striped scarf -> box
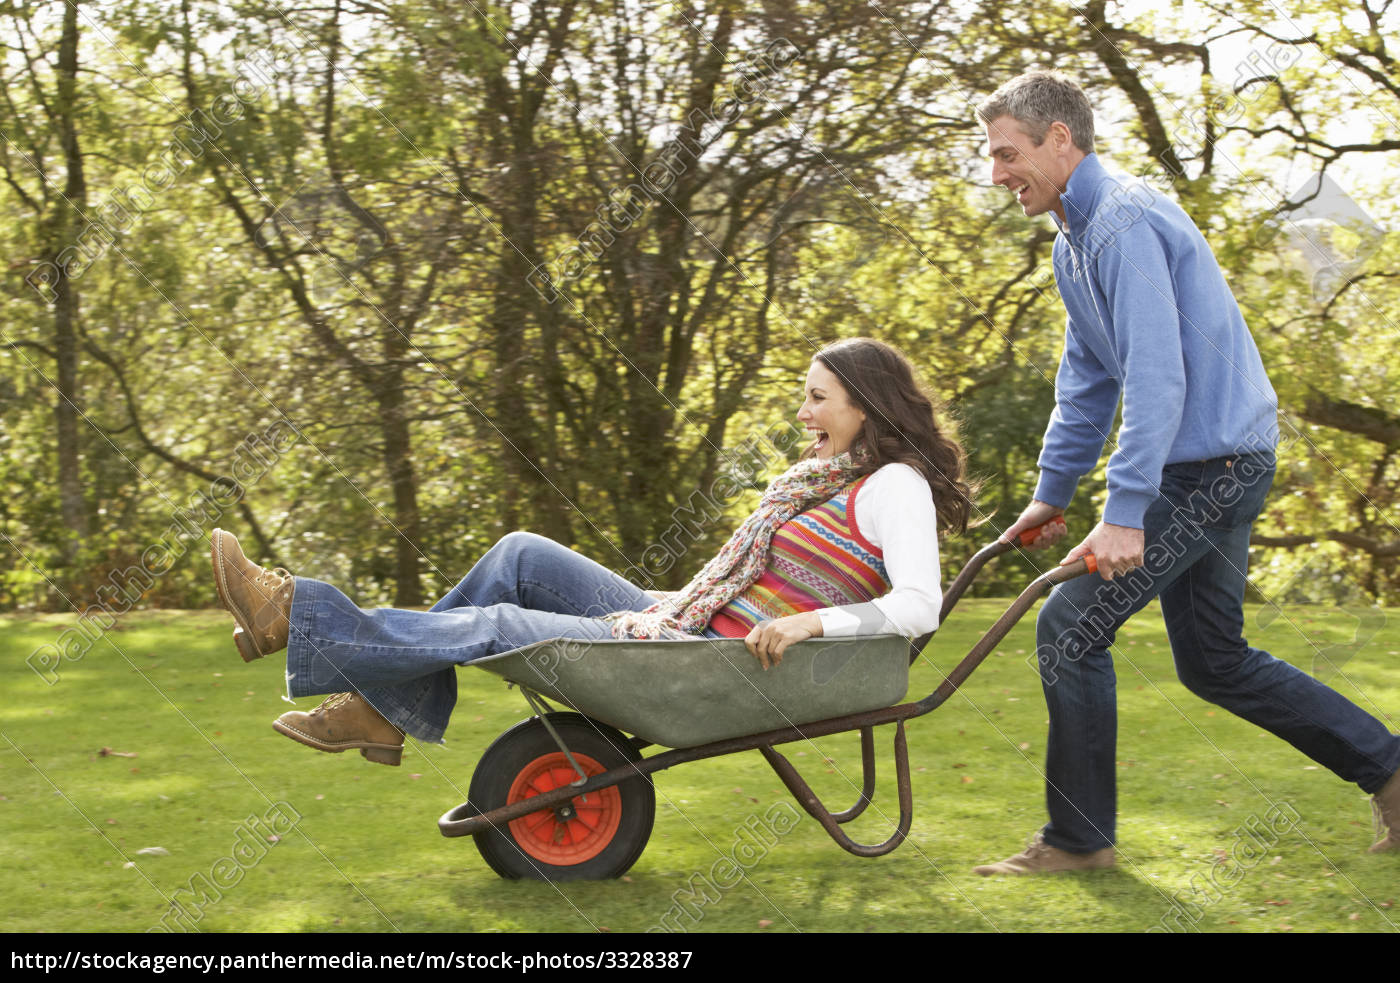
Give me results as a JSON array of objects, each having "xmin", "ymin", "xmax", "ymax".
[{"xmin": 606, "ymin": 451, "xmax": 866, "ymax": 639}]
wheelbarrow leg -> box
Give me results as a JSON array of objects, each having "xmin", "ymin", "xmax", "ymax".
[
  {"xmin": 759, "ymin": 720, "xmax": 913, "ymax": 858},
  {"xmin": 827, "ymin": 726, "xmax": 877, "ymax": 824}
]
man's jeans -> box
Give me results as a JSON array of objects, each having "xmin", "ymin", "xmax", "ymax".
[
  {"xmin": 1035, "ymin": 452, "xmax": 1400, "ymax": 853},
  {"xmin": 283, "ymin": 532, "xmax": 678, "ymax": 743}
]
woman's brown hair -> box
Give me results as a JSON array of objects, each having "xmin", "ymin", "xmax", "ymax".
[{"xmin": 806, "ymin": 337, "xmax": 979, "ymax": 535}]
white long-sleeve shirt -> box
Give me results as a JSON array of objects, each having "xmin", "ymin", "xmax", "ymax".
[{"xmin": 814, "ymin": 462, "xmax": 942, "ymax": 638}]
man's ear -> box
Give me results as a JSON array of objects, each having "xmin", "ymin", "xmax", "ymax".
[{"xmin": 1048, "ymin": 120, "xmax": 1074, "ymax": 153}]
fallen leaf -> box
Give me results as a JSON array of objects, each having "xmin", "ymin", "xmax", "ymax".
[
  {"xmin": 960, "ymin": 775, "xmax": 973, "ymax": 784},
  {"xmin": 758, "ymin": 919, "xmax": 773, "ymax": 928},
  {"xmin": 621, "ymin": 876, "xmax": 633, "ymax": 883},
  {"xmin": 1349, "ymin": 913, "xmax": 1361, "ymax": 920},
  {"xmin": 98, "ymin": 748, "xmax": 138, "ymax": 758},
  {"xmin": 409, "ymin": 773, "xmax": 422, "ymax": 779},
  {"xmin": 265, "ymin": 835, "xmax": 280, "ymax": 843},
  {"xmin": 1263, "ymin": 899, "xmax": 1290, "ymax": 906},
  {"xmin": 1212, "ymin": 849, "xmax": 1228, "ymax": 862},
  {"xmin": 136, "ymin": 847, "xmax": 170, "ymax": 856},
  {"xmin": 1018, "ymin": 742, "xmax": 1031, "ymax": 751}
]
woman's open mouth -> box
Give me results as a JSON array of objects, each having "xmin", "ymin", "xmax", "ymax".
[{"xmin": 809, "ymin": 429, "xmax": 829, "ymax": 452}]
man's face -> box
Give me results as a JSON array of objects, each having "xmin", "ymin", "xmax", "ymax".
[{"xmin": 984, "ymin": 115, "xmax": 1072, "ymax": 221}]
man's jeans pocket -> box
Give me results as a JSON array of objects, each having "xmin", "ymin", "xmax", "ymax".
[{"xmin": 1160, "ymin": 453, "xmax": 1275, "ymax": 532}]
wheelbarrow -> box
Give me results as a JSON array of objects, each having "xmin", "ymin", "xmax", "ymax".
[{"xmin": 438, "ymin": 522, "xmax": 1096, "ymax": 880}]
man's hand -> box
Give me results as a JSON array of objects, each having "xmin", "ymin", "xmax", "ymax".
[
  {"xmin": 745, "ymin": 612, "xmax": 823, "ymax": 670},
  {"xmin": 1064, "ymin": 521, "xmax": 1143, "ymax": 580},
  {"xmin": 1001, "ymin": 500, "xmax": 1068, "ymax": 549}
]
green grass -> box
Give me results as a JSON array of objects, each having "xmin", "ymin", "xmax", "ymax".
[{"xmin": 1, "ymin": 601, "xmax": 1396, "ymax": 933}]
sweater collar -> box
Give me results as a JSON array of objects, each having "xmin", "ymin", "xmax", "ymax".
[{"xmin": 1053, "ymin": 153, "xmax": 1110, "ymax": 241}]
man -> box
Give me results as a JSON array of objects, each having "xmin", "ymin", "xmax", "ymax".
[{"xmin": 975, "ymin": 71, "xmax": 1400, "ymax": 875}]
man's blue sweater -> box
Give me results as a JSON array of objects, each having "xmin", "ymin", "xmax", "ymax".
[{"xmin": 1034, "ymin": 154, "xmax": 1279, "ymax": 528}]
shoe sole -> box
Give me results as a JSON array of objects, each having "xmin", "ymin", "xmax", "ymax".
[
  {"xmin": 272, "ymin": 718, "xmax": 404, "ymax": 766},
  {"xmin": 211, "ymin": 530, "xmax": 265, "ymax": 663}
]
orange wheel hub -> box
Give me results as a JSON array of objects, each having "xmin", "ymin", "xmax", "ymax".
[{"xmin": 506, "ymin": 752, "xmax": 623, "ymax": 865}]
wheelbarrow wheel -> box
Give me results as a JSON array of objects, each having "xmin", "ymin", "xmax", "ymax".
[{"xmin": 468, "ymin": 713, "xmax": 654, "ymax": 881}]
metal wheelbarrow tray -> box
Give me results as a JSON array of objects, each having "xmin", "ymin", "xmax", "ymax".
[
  {"xmin": 439, "ymin": 524, "xmax": 1096, "ymax": 880},
  {"xmin": 472, "ymin": 633, "xmax": 913, "ymax": 748}
]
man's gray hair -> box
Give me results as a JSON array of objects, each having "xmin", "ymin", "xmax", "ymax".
[{"xmin": 976, "ymin": 71, "xmax": 1096, "ymax": 154}]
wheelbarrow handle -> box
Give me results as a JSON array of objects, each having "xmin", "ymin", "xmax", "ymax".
[
  {"xmin": 936, "ymin": 517, "xmax": 1074, "ymax": 626},
  {"xmin": 1014, "ymin": 516, "xmax": 1067, "ymax": 548},
  {"xmin": 915, "ymin": 552, "xmax": 1098, "ymax": 710}
]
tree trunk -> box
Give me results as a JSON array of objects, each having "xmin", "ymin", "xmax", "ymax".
[
  {"xmin": 377, "ymin": 377, "xmax": 424, "ymax": 607},
  {"xmin": 51, "ymin": 0, "xmax": 88, "ymax": 567}
]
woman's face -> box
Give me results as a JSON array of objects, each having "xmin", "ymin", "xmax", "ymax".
[{"xmin": 798, "ymin": 360, "xmax": 866, "ymax": 459}]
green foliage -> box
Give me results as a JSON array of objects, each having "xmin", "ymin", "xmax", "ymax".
[{"xmin": 0, "ymin": 0, "xmax": 1396, "ymax": 610}]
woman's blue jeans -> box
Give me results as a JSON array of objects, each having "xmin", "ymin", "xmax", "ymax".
[
  {"xmin": 283, "ymin": 532, "xmax": 668, "ymax": 742},
  {"xmin": 1035, "ymin": 453, "xmax": 1400, "ymax": 853}
]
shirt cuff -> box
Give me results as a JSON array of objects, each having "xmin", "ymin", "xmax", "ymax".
[
  {"xmin": 1103, "ymin": 490, "xmax": 1154, "ymax": 530},
  {"xmin": 817, "ymin": 603, "xmax": 888, "ymax": 638},
  {"xmin": 1034, "ymin": 468, "xmax": 1079, "ymax": 510}
]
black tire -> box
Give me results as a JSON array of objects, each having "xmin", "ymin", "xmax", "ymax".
[{"xmin": 469, "ymin": 713, "xmax": 655, "ymax": 881}]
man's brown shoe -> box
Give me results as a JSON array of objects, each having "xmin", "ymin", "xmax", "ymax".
[
  {"xmin": 272, "ymin": 692, "xmax": 405, "ymax": 766},
  {"xmin": 973, "ymin": 832, "xmax": 1115, "ymax": 876},
  {"xmin": 1370, "ymin": 768, "xmax": 1400, "ymax": 853},
  {"xmin": 211, "ymin": 528, "xmax": 293, "ymax": 661}
]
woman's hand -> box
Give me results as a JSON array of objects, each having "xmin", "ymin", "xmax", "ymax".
[{"xmin": 745, "ymin": 612, "xmax": 823, "ymax": 670}]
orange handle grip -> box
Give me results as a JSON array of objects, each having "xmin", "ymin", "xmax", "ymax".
[{"xmin": 1018, "ymin": 516, "xmax": 1066, "ymax": 546}]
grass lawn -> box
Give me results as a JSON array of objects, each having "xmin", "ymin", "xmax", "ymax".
[{"xmin": 1, "ymin": 600, "xmax": 1396, "ymax": 934}]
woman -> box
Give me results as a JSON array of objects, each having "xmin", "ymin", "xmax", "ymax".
[{"xmin": 211, "ymin": 338, "xmax": 977, "ymax": 766}]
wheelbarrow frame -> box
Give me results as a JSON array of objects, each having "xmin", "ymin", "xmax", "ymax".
[{"xmin": 439, "ymin": 528, "xmax": 1095, "ymax": 862}]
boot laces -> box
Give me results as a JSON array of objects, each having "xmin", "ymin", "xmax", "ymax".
[
  {"xmin": 313, "ymin": 692, "xmax": 354, "ymax": 714},
  {"xmin": 1020, "ymin": 832, "xmax": 1052, "ymax": 861},
  {"xmin": 253, "ymin": 567, "xmax": 289, "ymax": 591}
]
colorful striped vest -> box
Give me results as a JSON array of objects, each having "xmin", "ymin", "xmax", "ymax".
[{"xmin": 708, "ymin": 475, "xmax": 889, "ymax": 638}]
